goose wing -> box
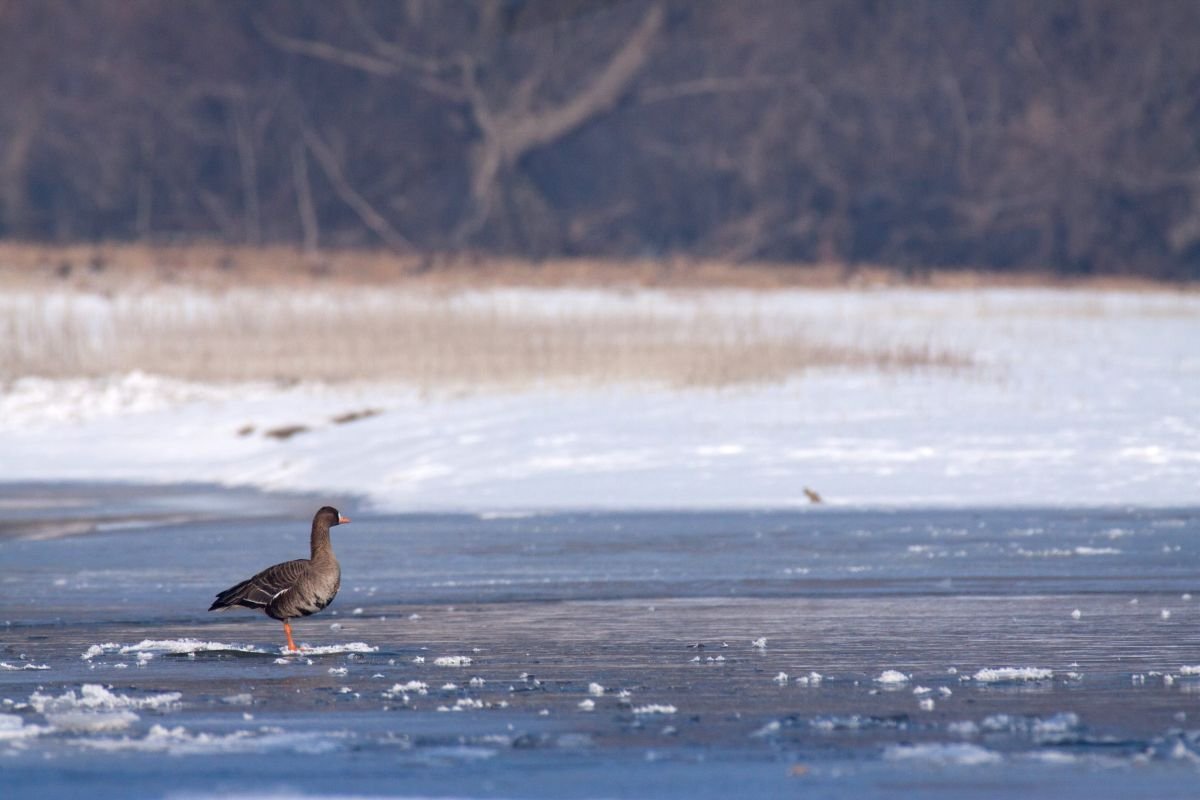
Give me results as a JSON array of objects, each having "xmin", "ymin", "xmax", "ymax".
[{"xmin": 209, "ymin": 559, "xmax": 309, "ymax": 611}]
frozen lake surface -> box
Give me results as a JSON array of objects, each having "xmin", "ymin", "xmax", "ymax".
[{"xmin": 2, "ymin": 485, "xmax": 1200, "ymax": 799}]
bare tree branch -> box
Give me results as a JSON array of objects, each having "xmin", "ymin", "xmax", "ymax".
[
  {"xmin": 301, "ymin": 125, "xmax": 411, "ymax": 251},
  {"xmin": 258, "ymin": 14, "xmax": 466, "ymax": 101},
  {"xmin": 291, "ymin": 141, "xmax": 320, "ymax": 255},
  {"xmin": 637, "ymin": 73, "xmax": 818, "ymax": 105},
  {"xmin": 257, "ymin": 19, "xmax": 403, "ymax": 77},
  {"xmin": 457, "ymin": 4, "xmax": 664, "ymax": 243},
  {"xmin": 498, "ymin": 4, "xmax": 665, "ymax": 156},
  {"xmin": 346, "ymin": 0, "xmax": 453, "ymax": 74},
  {"xmin": 230, "ymin": 102, "xmax": 261, "ymax": 244}
]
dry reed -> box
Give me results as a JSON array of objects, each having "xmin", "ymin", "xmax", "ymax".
[
  {"xmin": 0, "ymin": 287, "xmax": 968, "ymax": 389},
  {"xmin": 0, "ymin": 241, "xmax": 1190, "ymax": 292}
]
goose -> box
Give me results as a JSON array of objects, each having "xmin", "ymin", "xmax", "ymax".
[{"xmin": 209, "ymin": 506, "xmax": 349, "ymax": 652}]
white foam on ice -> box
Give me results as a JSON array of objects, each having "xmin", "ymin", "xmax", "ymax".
[
  {"xmin": 876, "ymin": 670, "xmax": 911, "ymax": 684},
  {"xmin": 85, "ymin": 639, "xmax": 305, "ymax": 661},
  {"xmin": 29, "ymin": 684, "xmax": 181, "ymax": 713},
  {"xmin": 751, "ymin": 720, "xmax": 782, "ymax": 738},
  {"xmin": 44, "ymin": 709, "xmax": 140, "ymax": 733},
  {"xmin": 1031, "ymin": 712, "xmax": 1080, "ymax": 742},
  {"xmin": 795, "ymin": 671, "xmax": 823, "ymax": 686},
  {"xmin": 77, "ymin": 723, "xmax": 347, "ymax": 755},
  {"xmin": 82, "ymin": 643, "xmax": 121, "ymax": 661},
  {"xmin": 1023, "ymin": 750, "xmax": 1080, "ymax": 765},
  {"xmin": 108, "ymin": 639, "xmax": 271, "ymax": 658},
  {"xmin": 0, "ymin": 713, "xmax": 49, "ymax": 741},
  {"xmin": 1073, "ymin": 546, "xmax": 1121, "ymax": 555},
  {"xmin": 285, "ymin": 643, "xmax": 379, "ymax": 656},
  {"xmin": 1016, "ymin": 547, "xmax": 1123, "ymax": 558},
  {"xmin": 385, "ymin": 681, "xmax": 428, "ymax": 697},
  {"xmin": 973, "ymin": 667, "xmax": 1054, "ymax": 683},
  {"xmin": 884, "ymin": 743, "xmax": 1003, "ymax": 766},
  {"xmin": 433, "ymin": 656, "xmax": 473, "ymax": 667},
  {"xmin": 948, "ymin": 720, "xmax": 980, "ymax": 736}
]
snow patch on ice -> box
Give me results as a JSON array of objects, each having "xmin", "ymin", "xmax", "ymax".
[
  {"xmin": 45, "ymin": 709, "xmax": 140, "ymax": 733},
  {"xmin": 386, "ymin": 681, "xmax": 428, "ymax": 696},
  {"xmin": 29, "ymin": 684, "xmax": 181, "ymax": 713},
  {"xmin": 82, "ymin": 643, "xmax": 120, "ymax": 661},
  {"xmin": 1024, "ymin": 750, "xmax": 1080, "ymax": 765},
  {"xmin": 884, "ymin": 743, "xmax": 1003, "ymax": 766},
  {"xmin": 433, "ymin": 656, "xmax": 473, "ymax": 667},
  {"xmin": 1031, "ymin": 712, "xmax": 1081, "ymax": 742},
  {"xmin": 0, "ymin": 713, "xmax": 49, "ymax": 741},
  {"xmin": 948, "ymin": 720, "xmax": 980, "ymax": 736},
  {"xmin": 876, "ymin": 670, "xmax": 910, "ymax": 685},
  {"xmin": 973, "ymin": 667, "xmax": 1053, "ymax": 683},
  {"xmin": 84, "ymin": 639, "xmax": 271, "ymax": 660},
  {"xmin": 77, "ymin": 723, "xmax": 346, "ymax": 755},
  {"xmin": 287, "ymin": 643, "xmax": 378, "ymax": 656},
  {"xmin": 1017, "ymin": 547, "xmax": 1121, "ymax": 557}
]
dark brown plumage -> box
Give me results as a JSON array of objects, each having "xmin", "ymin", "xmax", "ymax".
[{"xmin": 209, "ymin": 506, "xmax": 349, "ymax": 651}]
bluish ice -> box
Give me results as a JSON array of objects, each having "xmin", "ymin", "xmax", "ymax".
[{"xmin": 2, "ymin": 484, "xmax": 1199, "ymax": 799}]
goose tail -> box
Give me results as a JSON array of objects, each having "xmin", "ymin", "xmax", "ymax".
[{"xmin": 209, "ymin": 578, "xmax": 261, "ymax": 611}]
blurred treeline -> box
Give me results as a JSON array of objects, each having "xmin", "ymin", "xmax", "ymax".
[{"xmin": 2, "ymin": 0, "xmax": 1199, "ymax": 278}]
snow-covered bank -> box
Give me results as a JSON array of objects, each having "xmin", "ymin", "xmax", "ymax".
[{"xmin": 1, "ymin": 288, "xmax": 1196, "ymax": 510}]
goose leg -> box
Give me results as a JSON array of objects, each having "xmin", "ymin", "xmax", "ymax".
[{"xmin": 282, "ymin": 619, "xmax": 298, "ymax": 652}]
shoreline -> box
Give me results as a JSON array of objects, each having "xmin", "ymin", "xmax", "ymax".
[
  {"xmin": 0, "ymin": 480, "xmax": 335, "ymax": 542},
  {"xmin": 0, "ymin": 241, "xmax": 1193, "ymax": 293},
  {"xmin": 1, "ymin": 479, "xmax": 1196, "ymax": 539}
]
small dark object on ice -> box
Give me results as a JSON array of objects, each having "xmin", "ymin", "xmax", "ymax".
[{"xmin": 264, "ymin": 424, "xmax": 309, "ymax": 440}]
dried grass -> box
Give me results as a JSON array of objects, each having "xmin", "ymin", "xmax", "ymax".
[
  {"xmin": 0, "ymin": 286, "xmax": 968, "ymax": 388},
  {"xmin": 8, "ymin": 242, "xmax": 1192, "ymax": 389},
  {"xmin": 0, "ymin": 241, "xmax": 1191, "ymax": 292}
]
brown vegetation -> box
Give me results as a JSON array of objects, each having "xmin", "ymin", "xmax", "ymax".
[
  {"xmin": 0, "ymin": 242, "xmax": 1186, "ymax": 294},
  {"xmin": 0, "ymin": 280, "xmax": 970, "ymax": 388}
]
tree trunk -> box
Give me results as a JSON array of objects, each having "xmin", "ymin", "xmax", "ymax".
[{"xmin": 0, "ymin": 101, "xmax": 42, "ymax": 236}]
